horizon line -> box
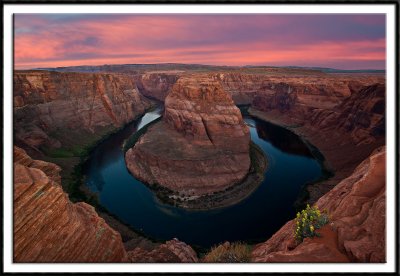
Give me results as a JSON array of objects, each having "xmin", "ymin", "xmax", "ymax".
[{"xmin": 14, "ymin": 62, "xmax": 386, "ymax": 72}]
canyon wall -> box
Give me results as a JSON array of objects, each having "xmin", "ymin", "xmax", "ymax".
[
  {"xmin": 252, "ymin": 146, "xmax": 386, "ymax": 262},
  {"xmin": 13, "ymin": 67, "xmax": 386, "ymax": 263},
  {"xmin": 14, "ymin": 71, "xmax": 152, "ymax": 155},
  {"xmin": 216, "ymin": 72, "xmax": 383, "ymax": 106},
  {"xmin": 134, "ymin": 72, "xmax": 180, "ymax": 101},
  {"xmin": 14, "ymin": 146, "xmax": 128, "ymax": 262},
  {"xmin": 13, "ymin": 146, "xmax": 198, "ymax": 262},
  {"xmin": 250, "ymin": 82, "xmax": 385, "ymax": 203},
  {"xmin": 126, "ymin": 75, "xmax": 251, "ymax": 196}
]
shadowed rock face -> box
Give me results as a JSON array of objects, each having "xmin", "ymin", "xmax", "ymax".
[
  {"xmin": 249, "ymin": 82, "xmax": 385, "ymax": 204},
  {"xmin": 13, "ymin": 146, "xmax": 198, "ymax": 263},
  {"xmin": 126, "ymin": 75, "xmax": 250, "ymax": 196},
  {"xmin": 251, "ymin": 146, "xmax": 386, "ymax": 263},
  {"xmin": 13, "ymin": 146, "xmax": 129, "ymax": 262},
  {"xmin": 216, "ymin": 72, "xmax": 384, "ymax": 106},
  {"xmin": 308, "ymin": 83, "xmax": 386, "ymax": 144},
  {"xmin": 251, "ymin": 81, "xmax": 385, "ymax": 145},
  {"xmin": 14, "ymin": 71, "xmax": 151, "ymax": 153},
  {"xmin": 135, "ymin": 72, "xmax": 180, "ymax": 101}
]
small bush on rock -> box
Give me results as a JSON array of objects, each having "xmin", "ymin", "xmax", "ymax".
[
  {"xmin": 203, "ymin": 242, "xmax": 252, "ymax": 263},
  {"xmin": 294, "ymin": 204, "xmax": 329, "ymax": 242}
]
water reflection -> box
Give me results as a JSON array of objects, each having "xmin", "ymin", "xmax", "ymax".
[
  {"xmin": 254, "ymin": 120, "xmax": 313, "ymax": 158},
  {"xmin": 83, "ymin": 108, "xmax": 323, "ymax": 248}
]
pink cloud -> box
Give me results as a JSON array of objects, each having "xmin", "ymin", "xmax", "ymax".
[{"xmin": 13, "ymin": 14, "xmax": 386, "ymax": 70}]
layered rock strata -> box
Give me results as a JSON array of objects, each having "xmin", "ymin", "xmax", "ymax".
[
  {"xmin": 14, "ymin": 146, "xmax": 129, "ymax": 262},
  {"xmin": 13, "ymin": 146, "xmax": 198, "ymax": 263},
  {"xmin": 14, "ymin": 71, "xmax": 151, "ymax": 154},
  {"xmin": 216, "ymin": 72, "xmax": 384, "ymax": 106},
  {"xmin": 134, "ymin": 72, "xmax": 180, "ymax": 101},
  {"xmin": 250, "ymin": 83, "xmax": 385, "ymax": 203},
  {"xmin": 128, "ymin": 239, "xmax": 198, "ymax": 263},
  {"xmin": 126, "ymin": 75, "xmax": 251, "ymax": 196},
  {"xmin": 252, "ymin": 146, "xmax": 386, "ymax": 262}
]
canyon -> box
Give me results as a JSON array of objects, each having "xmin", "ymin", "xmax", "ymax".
[
  {"xmin": 125, "ymin": 75, "xmax": 252, "ymax": 198},
  {"xmin": 252, "ymin": 146, "xmax": 386, "ymax": 262},
  {"xmin": 13, "ymin": 144, "xmax": 386, "ymax": 262},
  {"xmin": 13, "ymin": 146, "xmax": 198, "ymax": 263},
  {"xmin": 14, "ymin": 70, "xmax": 152, "ymax": 158},
  {"xmin": 12, "ymin": 65, "xmax": 386, "ymax": 262}
]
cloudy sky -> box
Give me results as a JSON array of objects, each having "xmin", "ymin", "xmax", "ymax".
[{"xmin": 14, "ymin": 14, "xmax": 386, "ymax": 70}]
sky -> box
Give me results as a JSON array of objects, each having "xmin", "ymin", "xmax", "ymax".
[{"xmin": 14, "ymin": 14, "xmax": 386, "ymax": 70}]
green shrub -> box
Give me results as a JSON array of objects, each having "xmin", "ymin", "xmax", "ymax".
[
  {"xmin": 203, "ymin": 242, "xmax": 252, "ymax": 263},
  {"xmin": 294, "ymin": 204, "xmax": 329, "ymax": 242}
]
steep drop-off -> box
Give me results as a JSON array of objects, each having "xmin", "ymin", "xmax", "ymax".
[
  {"xmin": 13, "ymin": 146, "xmax": 198, "ymax": 263},
  {"xmin": 126, "ymin": 75, "xmax": 251, "ymax": 197},
  {"xmin": 14, "ymin": 71, "xmax": 152, "ymax": 155},
  {"xmin": 13, "ymin": 66, "xmax": 386, "ymax": 263},
  {"xmin": 134, "ymin": 72, "xmax": 180, "ymax": 101},
  {"xmin": 250, "ymin": 83, "xmax": 385, "ymax": 203},
  {"xmin": 216, "ymin": 72, "xmax": 383, "ymax": 106},
  {"xmin": 14, "ymin": 146, "xmax": 128, "ymax": 262},
  {"xmin": 252, "ymin": 146, "xmax": 386, "ymax": 262}
]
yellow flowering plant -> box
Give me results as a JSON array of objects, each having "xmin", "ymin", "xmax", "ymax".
[{"xmin": 294, "ymin": 204, "xmax": 329, "ymax": 242}]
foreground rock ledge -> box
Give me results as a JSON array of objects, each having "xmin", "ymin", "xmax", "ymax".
[
  {"xmin": 251, "ymin": 146, "xmax": 386, "ymax": 263},
  {"xmin": 13, "ymin": 146, "xmax": 198, "ymax": 263},
  {"xmin": 125, "ymin": 75, "xmax": 251, "ymax": 197}
]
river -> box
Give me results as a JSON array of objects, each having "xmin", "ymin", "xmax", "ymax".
[{"xmin": 83, "ymin": 106, "xmax": 323, "ymax": 249}]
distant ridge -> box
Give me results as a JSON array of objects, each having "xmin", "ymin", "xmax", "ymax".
[
  {"xmin": 29, "ymin": 63, "xmax": 385, "ymax": 74},
  {"xmin": 282, "ymin": 66, "xmax": 385, "ymax": 74}
]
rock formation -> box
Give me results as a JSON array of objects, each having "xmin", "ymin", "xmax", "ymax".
[
  {"xmin": 135, "ymin": 72, "xmax": 180, "ymax": 101},
  {"xmin": 125, "ymin": 75, "xmax": 251, "ymax": 196},
  {"xmin": 308, "ymin": 83, "xmax": 385, "ymax": 144},
  {"xmin": 216, "ymin": 72, "xmax": 383, "ymax": 106},
  {"xmin": 13, "ymin": 146, "xmax": 198, "ymax": 262},
  {"xmin": 252, "ymin": 146, "xmax": 386, "ymax": 262},
  {"xmin": 12, "ymin": 65, "xmax": 386, "ymax": 263},
  {"xmin": 128, "ymin": 238, "xmax": 198, "ymax": 263},
  {"xmin": 250, "ymin": 82, "xmax": 385, "ymax": 203},
  {"xmin": 14, "ymin": 146, "xmax": 129, "ymax": 262},
  {"xmin": 14, "ymin": 71, "xmax": 151, "ymax": 154}
]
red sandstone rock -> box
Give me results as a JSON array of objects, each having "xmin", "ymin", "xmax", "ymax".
[
  {"xmin": 128, "ymin": 238, "xmax": 198, "ymax": 263},
  {"xmin": 13, "ymin": 146, "xmax": 129, "ymax": 262},
  {"xmin": 217, "ymin": 72, "xmax": 384, "ymax": 106},
  {"xmin": 13, "ymin": 146, "xmax": 199, "ymax": 263},
  {"xmin": 251, "ymin": 147, "xmax": 386, "ymax": 262},
  {"xmin": 126, "ymin": 75, "xmax": 250, "ymax": 196},
  {"xmin": 164, "ymin": 75, "xmax": 249, "ymax": 150},
  {"xmin": 249, "ymin": 82, "xmax": 385, "ymax": 204},
  {"xmin": 135, "ymin": 72, "xmax": 179, "ymax": 101},
  {"xmin": 14, "ymin": 71, "xmax": 151, "ymax": 153}
]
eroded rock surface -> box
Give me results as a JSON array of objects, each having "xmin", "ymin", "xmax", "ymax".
[
  {"xmin": 13, "ymin": 146, "xmax": 198, "ymax": 263},
  {"xmin": 14, "ymin": 146, "xmax": 128, "ymax": 262},
  {"xmin": 126, "ymin": 75, "xmax": 250, "ymax": 196},
  {"xmin": 135, "ymin": 72, "xmax": 180, "ymax": 101},
  {"xmin": 250, "ymin": 82, "xmax": 385, "ymax": 203},
  {"xmin": 128, "ymin": 238, "xmax": 198, "ymax": 263},
  {"xmin": 217, "ymin": 72, "xmax": 383, "ymax": 106},
  {"xmin": 14, "ymin": 71, "xmax": 151, "ymax": 154},
  {"xmin": 251, "ymin": 147, "xmax": 386, "ymax": 262}
]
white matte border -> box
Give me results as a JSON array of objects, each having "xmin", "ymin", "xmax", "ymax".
[{"xmin": 3, "ymin": 3, "xmax": 397, "ymax": 273}]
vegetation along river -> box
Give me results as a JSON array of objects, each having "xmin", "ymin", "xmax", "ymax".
[{"xmin": 83, "ymin": 106, "xmax": 323, "ymax": 249}]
